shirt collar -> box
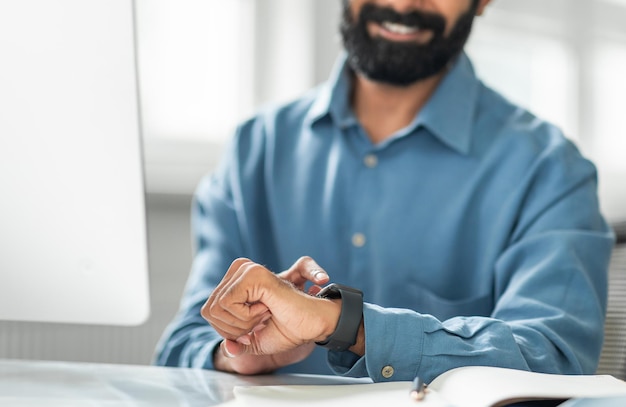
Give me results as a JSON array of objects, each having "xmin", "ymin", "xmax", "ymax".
[
  {"xmin": 415, "ymin": 52, "xmax": 479, "ymax": 155},
  {"xmin": 306, "ymin": 52, "xmax": 356, "ymax": 128},
  {"xmin": 306, "ymin": 51, "xmax": 480, "ymax": 155}
]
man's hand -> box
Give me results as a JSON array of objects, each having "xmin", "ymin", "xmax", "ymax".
[{"xmin": 204, "ymin": 257, "xmax": 339, "ymax": 374}]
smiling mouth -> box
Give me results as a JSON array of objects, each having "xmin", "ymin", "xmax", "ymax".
[
  {"xmin": 381, "ymin": 21, "xmax": 420, "ymax": 35},
  {"xmin": 373, "ymin": 20, "xmax": 435, "ymax": 43}
]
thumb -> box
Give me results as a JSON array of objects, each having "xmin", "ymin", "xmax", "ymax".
[
  {"xmin": 278, "ymin": 256, "xmax": 330, "ymax": 289},
  {"xmin": 222, "ymin": 338, "xmax": 246, "ymax": 358},
  {"xmin": 300, "ymin": 257, "xmax": 330, "ymax": 284}
]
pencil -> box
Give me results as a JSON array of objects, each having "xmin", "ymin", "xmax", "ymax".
[{"xmin": 410, "ymin": 376, "xmax": 426, "ymax": 401}]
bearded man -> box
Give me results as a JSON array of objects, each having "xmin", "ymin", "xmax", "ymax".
[{"xmin": 154, "ymin": 0, "xmax": 613, "ymax": 383}]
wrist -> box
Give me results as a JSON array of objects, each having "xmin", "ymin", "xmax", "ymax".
[
  {"xmin": 314, "ymin": 298, "xmax": 342, "ymax": 343},
  {"xmin": 348, "ymin": 318, "xmax": 365, "ymax": 356}
]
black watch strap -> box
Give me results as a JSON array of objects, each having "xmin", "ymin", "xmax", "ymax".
[{"xmin": 315, "ymin": 283, "xmax": 363, "ymax": 352}]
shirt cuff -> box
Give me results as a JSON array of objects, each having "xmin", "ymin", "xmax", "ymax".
[{"xmin": 325, "ymin": 302, "xmax": 426, "ymax": 381}]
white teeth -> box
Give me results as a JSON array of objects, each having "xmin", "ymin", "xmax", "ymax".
[{"xmin": 382, "ymin": 21, "xmax": 419, "ymax": 34}]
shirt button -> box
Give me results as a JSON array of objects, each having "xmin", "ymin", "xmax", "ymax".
[
  {"xmin": 381, "ymin": 365, "xmax": 395, "ymax": 379},
  {"xmin": 363, "ymin": 154, "xmax": 378, "ymax": 168},
  {"xmin": 352, "ymin": 233, "xmax": 366, "ymax": 247}
]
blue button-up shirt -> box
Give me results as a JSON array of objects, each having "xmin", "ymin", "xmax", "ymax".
[{"xmin": 154, "ymin": 52, "xmax": 614, "ymax": 383}]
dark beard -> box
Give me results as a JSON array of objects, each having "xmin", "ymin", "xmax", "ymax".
[{"xmin": 340, "ymin": 3, "xmax": 477, "ymax": 86}]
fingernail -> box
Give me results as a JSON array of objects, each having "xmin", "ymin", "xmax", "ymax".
[
  {"xmin": 221, "ymin": 341, "xmax": 235, "ymax": 358},
  {"xmin": 251, "ymin": 323, "xmax": 266, "ymax": 333},
  {"xmin": 313, "ymin": 271, "xmax": 327, "ymax": 281},
  {"xmin": 236, "ymin": 335, "xmax": 251, "ymax": 345}
]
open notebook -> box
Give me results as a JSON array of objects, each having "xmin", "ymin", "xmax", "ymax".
[{"xmin": 219, "ymin": 366, "xmax": 626, "ymax": 407}]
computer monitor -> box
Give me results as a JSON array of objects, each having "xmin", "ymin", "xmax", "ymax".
[{"xmin": 0, "ymin": 0, "xmax": 150, "ymax": 325}]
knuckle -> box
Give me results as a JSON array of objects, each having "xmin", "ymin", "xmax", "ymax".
[
  {"xmin": 244, "ymin": 263, "xmax": 269, "ymax": 280},
  {"xmin": 230, "ymin": 257, "xmax": 251, "ymax": 270},
  {"xmin": 298, "ymin": 255, "xmax": 313, "ymax": 265},
  {"xmin": 200, "ymin": 301, "xmax": 209, "ymax": 315}
]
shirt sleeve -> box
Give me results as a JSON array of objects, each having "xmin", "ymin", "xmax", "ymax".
[{"xmin": 327, "ymin": 137, "xmax": 614, "ymax": 384}]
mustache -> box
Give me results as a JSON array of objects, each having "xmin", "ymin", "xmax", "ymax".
[{"xmin": 358, "ymin": 3, "xmax": 446, "ymax": 37}]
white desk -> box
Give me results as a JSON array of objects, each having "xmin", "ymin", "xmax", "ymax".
[{"xmin": 0, "ymin": 358, "xmax": 370, "ymax": 406}]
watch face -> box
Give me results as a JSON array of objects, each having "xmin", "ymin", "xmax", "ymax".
[
  {"xmin": 316, "ymin": 283, "xmax": 363, "ymax": 299},
  {"xmin": 316, "ymin": 283, "xmax": 342, "ymax": 299}
]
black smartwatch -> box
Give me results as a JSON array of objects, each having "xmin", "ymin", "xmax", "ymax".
[{"xmin": 315, "ymin": 283, "xmax": 363, "ymax": 352}]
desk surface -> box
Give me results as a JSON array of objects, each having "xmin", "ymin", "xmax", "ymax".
[{"xmin": 0, "ymin": 358, "xmax": 370, "ymax": 406}]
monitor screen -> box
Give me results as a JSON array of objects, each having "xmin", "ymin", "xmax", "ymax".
[{"xmin": 0, "ymin": 0, "xmax": 150, "ymax": 325}]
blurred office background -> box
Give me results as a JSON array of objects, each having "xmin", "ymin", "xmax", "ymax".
[{"xmin": 1, "ymin": 0, "xmax": 625, "ymax": 372}]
